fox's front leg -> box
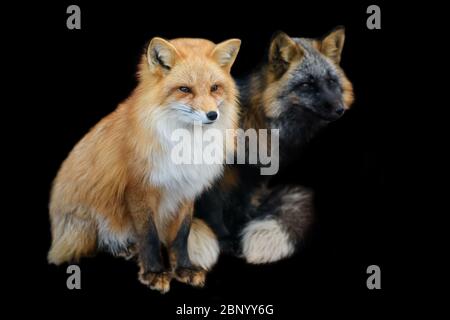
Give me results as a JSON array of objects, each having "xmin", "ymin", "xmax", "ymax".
[
  {"xmin": 137, "ymin": 216, "xmax": 171, "ymax": 293},
  {"xmin": 170, "ymin": 203, "xmax": 206, "ymax": 287}
]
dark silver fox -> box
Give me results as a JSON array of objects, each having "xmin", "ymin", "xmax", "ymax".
[{"xmin": 194, "ymin": 27, "xmax": 354, "ymax": 264}]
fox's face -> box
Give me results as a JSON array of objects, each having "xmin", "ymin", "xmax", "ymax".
[
  {"xmin": 141, "ymin": 37, "xmax": 241, "ymax": 126},
  {"xmin": 264, "ymin": 27, "xmax": 354, "ymax": 122}
]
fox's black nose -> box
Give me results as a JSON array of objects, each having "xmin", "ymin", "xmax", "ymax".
[
  {"xmin": 336, "ymin": 108, "xmax": 345, "ymax": 115},
  {"xmin": 206, "ymin": 111, "xmax": 218, "ymax": 121}
]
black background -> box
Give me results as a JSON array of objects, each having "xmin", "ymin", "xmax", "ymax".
[{"xmin": 8, "ymin": 0, "xmax": 405, "ymax": 318}]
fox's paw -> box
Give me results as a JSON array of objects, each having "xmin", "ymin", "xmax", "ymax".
[
  {"xmin": 138, "ymin": 270, "xmax": 171, "ymax": 294},
  {"xmin": 174, "ymin": 267, "xmax": 206, "ymax": 287},
  {"xmin": 116, "ymin": 244, "xmax": 137, "ymax": 260}
]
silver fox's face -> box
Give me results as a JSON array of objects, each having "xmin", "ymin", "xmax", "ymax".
[
  {"xmin": 284, "ymin": 39, "xmax": 345, "ymax": 121},
  {"xmin": 265, "ymin": 28, "xmax": 354, "ymax": 122}
]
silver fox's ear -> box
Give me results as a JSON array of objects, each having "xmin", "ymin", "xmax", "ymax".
[
  {"xmin": 211, "ymin": 39, "xmax": 241, "ymax": 71},
  {"xmin": 320, "ymin": 26, "xmax": 345, "ymax": 64},
  {"xmin": 269, "ymin": 31, "xmax": 304, "ymax": 78},
  {"xmin": 146, "ymin": 37, "xmax": 180, "ymax": 72}
]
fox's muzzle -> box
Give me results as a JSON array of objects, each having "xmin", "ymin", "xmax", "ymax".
[
  {"xmin": 206, "ymin": 111, "xmax": 218, "ymax": 121},
  {"xmin": 202, "ymin": 110, "xmax": 220, "ymax": 124}
]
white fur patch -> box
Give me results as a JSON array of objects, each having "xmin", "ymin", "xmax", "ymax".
[
  {"xmin": 149, "ymin": 107, "xmax": 229, "ymax": 233},
  {"xmin": 188, "ymin": 219, "xmax": 220, "ymax": 270},
  {"xmin": 150, "ymin": 128, "xmax": 223, "ymax": 234},
  {"xmin": 241, "ymin": 218, "xmax": 295, "ymax": 264},
  {"xmin": 152, "ymin": 112, "xmax": 223, "ymax": 190},
  {"xmin": 97, "ymin": 216, "xmax": 134, "ymax": 256}
]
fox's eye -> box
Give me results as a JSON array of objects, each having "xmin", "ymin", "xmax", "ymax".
[
  {"xmin": 211, "ymin": 84, "xmax": 219, "ymax": 92},
  {"xmin": 327, "ymin": 78, "xmax": 338, "ymax": 86},
  {"xmin": 179, "ymin": 86, "xmax": 191, "ymax": 93},
  {"xmin": 299, "ymin": 82, "xmax": 313, "ymax": 89}
]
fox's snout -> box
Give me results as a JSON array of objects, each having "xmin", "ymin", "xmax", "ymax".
[
  {"xmin": 312, "ymin": 85, "xmax": 346, "ymax": 120},
  {"xmin": 206, "ymin": 111, "xmax": 218, "ymax": 121},
  {"xmin": 325, "ymin": 99, "xmax": 345, "ymax": 116},
  {"xmin": 199, "ymin": 108, "xmax": 220, "ymax": 124},
  {"xmin": 315, "ymin": 99, "xmax": 344, "ymax": 121},
  {"xmin": 171, "ymin": 103, "xmax": 220, "ymax": 124},
  {"xmin": 335, "ymin": 106, "xmax": 345, "ymax": 115},
  {"xmin": 184, "ymin": 97, "xmax": 221, "ymax": 124},
  {"xmin": 194, "ymin": 97, "xmax": 221, "ymax": 123}
]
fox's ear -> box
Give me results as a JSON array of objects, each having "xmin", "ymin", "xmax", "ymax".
[
  {"xmin": 320, "ymin": 26, "xmax": 345, "ymax": 64},
  {"xmin": 146, "ymin": 37, "xmax": 180, "ymax": 72},
  {"xmin": 211, "ymin": 39, "xmax": 241, "ymax": 70},
  {"xmin": 269, "ymin": 31, "xmax": 303, "ymax": 77}
]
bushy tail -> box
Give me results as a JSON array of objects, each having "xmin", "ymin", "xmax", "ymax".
[
  {"xmin": 188, "ymin": 218, "xmax": 220, "ymax": 270},
  {"xmin": 240, "ymin": 185, "xmax": 313, "ymax": 264},
  {"xmin": 48, "ymin": 213, "xmax": 97, "ymax": 265}
]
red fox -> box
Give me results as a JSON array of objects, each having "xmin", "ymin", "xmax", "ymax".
[{"xmin": 48, "ymin": 37, "xmax": 241, "ymax": 293}]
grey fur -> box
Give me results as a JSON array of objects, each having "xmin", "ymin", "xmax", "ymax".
[{"xmin": 241, "ymin": 185, "xmax": 313, "ymax": 264}]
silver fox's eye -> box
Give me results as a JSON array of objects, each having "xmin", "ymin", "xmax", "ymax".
[
  {"xmin": 327, "ymin": 78, "xmax": 338, "ymax": 85},
  {"xmin": 179, "ymin": 86, "xmax": 191, "ymax": 93},
  {"xmin": 299, "ymin": 82, "xmax": 312, "ymax": 88}
]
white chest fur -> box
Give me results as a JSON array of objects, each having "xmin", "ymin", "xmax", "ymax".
[{"xmin": 149, "ymin": 119, "xmax": 223, "ymax": 230}]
